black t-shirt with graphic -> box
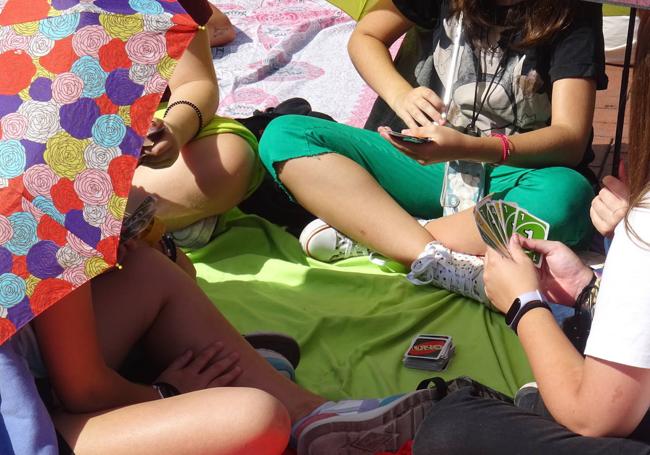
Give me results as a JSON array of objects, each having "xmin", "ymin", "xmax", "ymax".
[{"xmin": 391, "ymin": 0, "xmax": 607, "ymax": 171}]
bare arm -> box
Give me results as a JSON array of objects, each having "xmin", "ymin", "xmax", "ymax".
[
  {"xmin": 518, "ymin": 310, "xmax": 650, "ymax": 437},
  {"xmin": 348, "ymin": 0, "xmax": 413, "ymax": 109},
  {"xmin": 33, "ymin": 283, "xmax": 158, "ymax": 413},
  {"xmin": 386, "ymin": 77, "xmax": 597, "ymax": 168},
  {"xmin": 349, "ymin": 0, "xmax": 445, "ymax": 128},
  {"xmin": 164, "ymin": 28, "xmax": 218, "ymax": 148},
  {"xmin": 484, "ymin": 238, "xmax": 650, "ymax": 437}
]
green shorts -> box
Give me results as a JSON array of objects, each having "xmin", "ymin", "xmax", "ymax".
[
  {"xmin": 259, "ymin": 115, "xmax": 594, "ymax": 247},
  {"xmin": 155, "ymin": 104, "xmax": 264, "ymax": 198}
]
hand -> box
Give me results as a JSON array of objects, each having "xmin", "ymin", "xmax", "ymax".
[
  {"xmin": 378, "ymin": 124, "xmax": 469, "ymax": 165},
  {"xmin": 139, "ymin": 118, "xmax": 181, "ymax": 169},
  {"xmin": 390, "ymin": 86, "xmax": 445, "ymax": 129},
  {"xmin": 590, "ymin": 171, "xmax": 629, "ymax": 238},
  {"xmin": 155, "ymin": 342, "xmax": 242, "ymax": 393},
  {"xmin": 483, "ymin": 235, "xmax": 541, "ymax": 314},
  {"xmin": 516, "ymin": 236, "xmax": 594, "ymax": 306},
  {"xmin": 175, "ymin": 248, "xmax": 197, "ymax": 279},
  {"xmin": 116, "ymin": 238, "xmax": 153, "ymax": 264}
]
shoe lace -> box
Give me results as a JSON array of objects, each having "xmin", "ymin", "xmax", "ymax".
[
  {"xmin": 333, "ymin": 233, "xmax": 370, "ymax": 260},
  {"xmin": 408, "ymin": 245, "xmax": 486, "ymax": 303},
  {"xmin": 407, "ymin": 247, "xmax": 450, "ymax": 285}
]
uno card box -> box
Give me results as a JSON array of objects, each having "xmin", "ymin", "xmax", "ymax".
[{"xmin": 403, "ymin": 335, "xmax": 455, "ymax": 371}]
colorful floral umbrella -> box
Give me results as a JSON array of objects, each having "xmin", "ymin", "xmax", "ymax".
[{"xmin": 0, "ymin": 0, "xmax": 198, "ymax": 344}]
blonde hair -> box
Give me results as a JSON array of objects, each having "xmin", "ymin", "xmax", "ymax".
[{"xmin": 624, "ymin": 11, "xmax": 650, "ymax": 248}]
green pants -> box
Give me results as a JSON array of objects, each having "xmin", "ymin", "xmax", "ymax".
[{"xmin": 259, "ymin": 115, "xmax": 594, "ymax": 247}]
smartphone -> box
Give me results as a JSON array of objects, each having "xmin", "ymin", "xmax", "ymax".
[{"xmin": 387, "ymin": 130, "xmax": 432, "ymax": 144}]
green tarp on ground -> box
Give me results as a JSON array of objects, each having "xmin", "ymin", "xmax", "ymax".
[{"xmin": 189, "ymin": 210, "xmax": 533, "ymax": 399}]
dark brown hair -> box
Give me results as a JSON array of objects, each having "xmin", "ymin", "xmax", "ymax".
[
  {"xmin": 625, "ymin": 11, "xmax": 650, "ymax": 248},
  {"xmin": 450, "ymin": 0, "xmax": 577, "ymax": 50}
]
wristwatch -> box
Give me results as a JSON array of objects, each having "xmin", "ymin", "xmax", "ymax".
[
  {"xmin": 152, "ymin": 382, "xmax": 180, "ymax": 399},
  {"xmin": 505, "ymin": 290, "xmax": 550, "ymax": 335}
]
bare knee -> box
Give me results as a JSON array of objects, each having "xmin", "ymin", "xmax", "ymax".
[
  {"xmin": 186, "ymin": 134, "xmax": 256, "ymax": 203},
  {"xmin": 212, "ymin": 388, "xmax": 290, "ymax": 454}
]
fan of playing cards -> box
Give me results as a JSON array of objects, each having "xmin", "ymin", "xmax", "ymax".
[
  {"xmin": 403, "ymin": 335, "xmax": 455, "ymax": 371},
  {"xmin": 474, "ymin": 195, "xmax": 550, "ymax": 267}
]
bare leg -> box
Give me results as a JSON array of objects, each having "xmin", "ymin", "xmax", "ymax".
[
  {"xmin": 424, "ymin": 208, "xmax": 487, "ymax": 256},
  {"xmin": 206, "ymin": 5, "xmax": 236, "ymax": 47},
  {"xmin": 280, "ymin": 154, "xmax": 489, "ymax": 263},
  {"xmin": 279, "ymin": 154, "xmax": 435, "ymax": 265},
  {"xmin": 54, "ymin": 387, "xmax": 290, "ymax": 455},
  {"xmin": 91, "ymin": 247, "xmax": 325, "ymax": 421},
  {"xmin": 130, "ymin": 133, "xmax": 256, "ymax": 231}
]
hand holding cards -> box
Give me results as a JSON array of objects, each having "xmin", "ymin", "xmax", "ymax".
[
  {"xmin": 403, "ymin": 334, "xmax": 455, "ymax": 371},
  {"xmin": 474, "ymin": 195, "xmax": 549, "ymax": 267}
]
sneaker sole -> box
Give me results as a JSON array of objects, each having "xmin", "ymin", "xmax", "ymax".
[
  {"xmin": 243, "ymin": 332, "xmax": 301, "ymax": 368},
  {"xmin": 299, "ymin": 218, "xmax": 332, "ymax": 260},
  {"xmin": 297, "ymin": 388, "xmax": 436, "ymax": 455}
]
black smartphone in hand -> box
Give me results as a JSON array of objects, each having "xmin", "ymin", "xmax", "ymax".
[{"xmin": 387, "ymin": 130, "xmax": 432, "ymax": 144}]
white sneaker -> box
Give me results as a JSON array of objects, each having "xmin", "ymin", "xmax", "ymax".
[
  {"xmin": 299, "ymin": 218, "xmax": 372, "ymax": 262},
  {"xmin": 171, "ymin": 215, "xmax": 219, "ymax": 249},
  {"xmin": 407, "ymin": 241, "xmax": 489, "ymax": 305}
]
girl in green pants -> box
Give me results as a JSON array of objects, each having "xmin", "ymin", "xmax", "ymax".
[{"xmin": 259, "ymin": 0, "xmax": 606, "ymax": 304}]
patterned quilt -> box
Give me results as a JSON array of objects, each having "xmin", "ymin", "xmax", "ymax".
[{"xmin": 210, "ymin": 0, "xmax": 379, "ymax": 127}]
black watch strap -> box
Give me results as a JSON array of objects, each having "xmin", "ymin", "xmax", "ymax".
[
  {"xmin": 152, "ymin": 382, "xmax": 180, "ymax": 398},
  {"xmin": 509, "ymin": 300, "xmax": 550, "ymax": 335}
]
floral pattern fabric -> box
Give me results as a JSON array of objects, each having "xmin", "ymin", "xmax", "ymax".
[{"xmin": 0, "ymin": 0, "xmax": 197, "ymax": 344}]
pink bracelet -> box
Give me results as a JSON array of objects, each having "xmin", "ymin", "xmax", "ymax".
[{"xmin": 492, "ymin": 133, "xmax": 511, "ymax": 164}]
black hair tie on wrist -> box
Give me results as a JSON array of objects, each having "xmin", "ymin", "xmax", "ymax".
[{"xmin": 164, "ymin": 100, "xmax": 203, "ymax": 137}]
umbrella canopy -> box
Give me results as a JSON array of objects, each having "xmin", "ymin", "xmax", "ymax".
[{"xmin": 0, "ymin": 0, "xmax": 198, "ymax": 344}]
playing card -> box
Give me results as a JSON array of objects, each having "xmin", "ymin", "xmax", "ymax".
[
  {"xmin": 403, "ymin": 334, "xmax": 455, "ymax": 371},
  {"xmin": 501, "ymin": 202, "xmax": 519, "ymax": 239},
  {"xmin": 474, "ymin": 196, "xmax": 549, "ymax": 267},
  {"xmin": 475, "ymin": 196, "xmax": 510, "ymax": 257},
  {"xmin": 405, "ymin": 335, "xmax": 450, "ymax": 360},
  {"xmin": 120, "ymin": 196, "xmax": 157, "ymax": 243},
  {"xmin": 512, "ymin": 208, "xmax": 549, "ymax": 266}
]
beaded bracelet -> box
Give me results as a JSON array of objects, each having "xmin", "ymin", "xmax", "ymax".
[
  {"xmin": 492, "ymin": 133, "xmax": 511, "ymax": 164},
  {"xmin": 164, "ymin": 100, "xmax": 203, "ymax": 137}
]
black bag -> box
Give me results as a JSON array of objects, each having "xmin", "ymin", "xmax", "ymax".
[{"xmin": 237, "ymin": 98, "xmax": 336, "ymax": 236}]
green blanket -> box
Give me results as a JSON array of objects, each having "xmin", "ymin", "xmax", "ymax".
[{"xmin": 189, "ymin": 210, "xmax": 533, "ymax": 399}]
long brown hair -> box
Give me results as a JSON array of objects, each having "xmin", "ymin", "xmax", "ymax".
[
  {"xmin": 450, "ymin": 0, "xmax": 577, "ymax": 50},
  {"xmin": 625, "ymin": 11, "xmax": 650, "ymax": 247}
]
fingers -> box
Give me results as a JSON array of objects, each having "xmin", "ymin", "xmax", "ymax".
[
  {"xmin": 601, "ymin": 175, "xmax": 630, "ymax": 200},
  {"xmin": 590, "ymin": 190, "xmax": 627, "ymax": 236},
  {"xmin": 167, "ymin": 349, "xmax": 193, "ymax": 371},
  {"xmin": 590, "ymin": 204, "xmax": 614, "ymax": 237},
  {"xmin": 209, "ymin": 365, "xmax": 242, "ymax": 387},
  {"xmin": 407, "ymin": 105, "xmax": 435, "ymax": 127},
  {"xmin": 414, "ymin": 98, "xmax": 441, "ymax": 124},
  {"xmin": 421, "ymin": 89, "xmax": 445, "ymax": 113},
  {"xmin": 515, "ymin": 236, "xmax": 558, "ymax": 255},
  {"xmin": 598, "ymin": 175, "xmax": 630, "ymax": 203},
  {"xmin": 507, "ymin": 235, "xmax": 530, "ymax": 262},
  {"xmin": 203, "ymin": 352, "xmax": 241, "ymax": 385},
  {"xmin": 187, "ymin": 342, "xmax": 224, "ymax": 374}
]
